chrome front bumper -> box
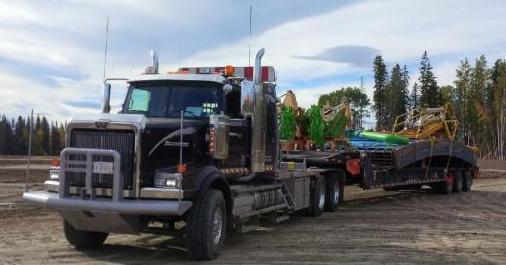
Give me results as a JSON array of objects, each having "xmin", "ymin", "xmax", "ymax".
[
  {"xmin": 24, "ymin": 147, "xmax": 192, "ymax": 217},
  {"xmin": 23, "ymin": 191, "xmax": 192, "ymax": 216}
]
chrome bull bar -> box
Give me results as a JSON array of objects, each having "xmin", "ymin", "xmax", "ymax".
[{"xmin": 60, "ymin": 148, "xmax": 123, "ymax": 201}]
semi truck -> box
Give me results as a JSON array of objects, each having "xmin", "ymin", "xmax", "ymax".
[{"xmin": 23, "ymin": 49, "xmax": 478, "ymax": 260}]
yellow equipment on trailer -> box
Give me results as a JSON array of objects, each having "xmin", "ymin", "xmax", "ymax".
[{"xmin": 392, "ymin": 104, "xmax": 458, "ymax": 140}]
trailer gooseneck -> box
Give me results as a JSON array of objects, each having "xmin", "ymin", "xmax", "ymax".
[{"xmin": 23, "ymin": 49, "xmax": 478, "ymax": 260}]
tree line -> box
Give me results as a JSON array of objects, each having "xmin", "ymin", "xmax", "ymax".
[
  {"xmin": 0, "ymin": 114, "xmax": 65, "ymax": 156},
  {"xmin": 372, "ymin": 52, "xmax": 506, "ymax": 160}
]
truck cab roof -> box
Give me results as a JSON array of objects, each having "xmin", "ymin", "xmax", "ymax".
[{"xmin": 128, "ymin": 73, "xmax": 227, "ymax": 84}]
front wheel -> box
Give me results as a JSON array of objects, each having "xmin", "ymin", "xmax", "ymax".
[
  {"xmin": 63, "ymin": 220, "xmax": 108, "ymax": 249},
  {"xmin": 186, "ymin": 189, "xmax": 227, "ymax": 261}
]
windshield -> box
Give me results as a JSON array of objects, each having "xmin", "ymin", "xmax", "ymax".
[{"xmin": 122, "ymin": 81, "xmax": 224, "ymax": 118}]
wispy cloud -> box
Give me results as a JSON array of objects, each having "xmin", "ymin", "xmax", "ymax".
[{"xmin": 295, "ymin": 45, "xmax": 381, "ymax": 67}]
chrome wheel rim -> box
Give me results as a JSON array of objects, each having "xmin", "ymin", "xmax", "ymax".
[{"xmin": 212, "ymin": 207, "xmax": 223, "ymax": 245}]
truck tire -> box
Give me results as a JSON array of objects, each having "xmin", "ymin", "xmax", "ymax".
[
  {"xmin": 325, "ymin": 173, "xmax": 343, "ymax": 212},
  {"xmin": 63, "ymin": 220, "xmax": 108, "ymax": 249},
  {"xmin": 308, "ymin": 177, "xmax": 326, "ymax": 217},
  {"xmin": 186, "ymin": 189, "xmax": 227, "ymax": 261},
  {"xmin": 325, "ymin": 175, "xmax": 338, "ymax": 212},
  {"xmin": 462, "ymin": 171, "xmax": 473, "ymax": 192},
  {"xmin": 453, "ymin": 172, "xmax": 463, "ymax": 193}
]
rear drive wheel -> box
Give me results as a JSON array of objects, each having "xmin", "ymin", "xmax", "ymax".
[
  {"xmin": 308, "ymin": 176, "xmax": 326, "ymax": 217},
  {"xmin": 186, "ymin": 189, "xmax": 227, "ymax": 261},
  {"xmin": 63, "ymin": 220, "xmax": 108, "ymax": 249},
  {"xmin": 462, "ymin": 171, "xmax": 473, "ymax": 192},
  {"xmin": 453, "ymin": 172, "xmax": 463, "ymax": 193}
]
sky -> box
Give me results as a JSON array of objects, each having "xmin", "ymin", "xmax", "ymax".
[{"xmin": 0, "ymin": 0, "xmax": 505, "ymax": 126}]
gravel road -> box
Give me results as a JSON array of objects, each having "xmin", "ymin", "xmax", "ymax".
[{"xmin": 1, "ymin": 173, "xmax": 505, "ymax": 264}]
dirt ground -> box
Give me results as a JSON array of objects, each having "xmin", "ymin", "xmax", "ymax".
[{"xmin": 0, "ymin": 157, "xmax": 505, "ymax": 264}]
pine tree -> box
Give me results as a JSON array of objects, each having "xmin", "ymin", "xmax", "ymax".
[
  {"xmin": 50, "ymin": 122, "xmax": 63, "ymax": 155},
  {"xmin": 468, "ymin": 55, "xmax": 489, "ymax": 148},
  {"xmin": 410, "ymin": 82, "xmax": 420, "ymax": 111},
  {"xmin": 0, "ymin": 116, "xmax": 15, "ymax": 155},
  {"xmin": 454, "ymin": 58, "xmax": 472, "ymax": 143},
  {"xmin": 440, "ymin": 85, "xmax": 455, "ymax": 106},
  {"xmin": 41, "ymin": 117, "xmax": 50, "ymax": 155},
  {"xmin": 0, "ymin": 116, "xmax": 6, "ymax": 154},
  {"xmin": 386, "ymin": 64, "xmax": 409, "ymax": 130},
  {"xmin": 373, "ymin": 55, "xmax": 389, "ymax": 131},
  {"xmin": 14, "ymin": 116, "xmax": 27, "ymax": 155},
  {"xmin": 418, "ymin": 51, "xmax": 441, "ymax": 107}
]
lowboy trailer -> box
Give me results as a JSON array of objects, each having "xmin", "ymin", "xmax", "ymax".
[{"xmin": 23, "ymin": 49, "xmax": 478, "ymax": 261}]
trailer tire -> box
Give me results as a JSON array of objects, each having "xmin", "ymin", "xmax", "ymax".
[
  {"xmin": 462, "ymin": 171, "xmax": 473, "ymax": 192},
  {"xmin": 432, "ymin": 176, "xmax": 453, "ymax": 194},
  {"xmin": 453, "ymin": 172, "xmax": 463, "ymax": 193},
  {"xmin": 186, "ymin": 189, "xmax": 227, "ymax": 261},
  {"xmin": 63, "ymin": 220, "xmax": 108, "ymax": 249},
  {"xmin": 308, "ymin": 177, "xmax": 326, "ymax": 217},
  {"xmin": 325, "ymin": 174, "xmax": 341, "ymax": 212}
]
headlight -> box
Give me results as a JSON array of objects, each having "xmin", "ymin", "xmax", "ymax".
[
  {"xmin": 49, "ymin": 168, "xmax": 60, "ymax": 180},
  {"xmin": 154, "ymin": 172, "xmax": 182, "ymax": 189},
  {"xmin": 165, "ymin": 179, "xmax": 177, "ymax": 187}
]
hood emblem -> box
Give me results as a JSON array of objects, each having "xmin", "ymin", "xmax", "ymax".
[{"xmin": 95, "ymin": 121, "xmax": 109, "ymax": 128}]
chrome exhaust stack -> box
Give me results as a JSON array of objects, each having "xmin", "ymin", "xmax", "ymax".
[
  {"xmin": 250, "ymin": 48, "xmax": 266, "ymax": 173},
  {"xmin": 102, "ymin": 82, "xmax": 111, "ymax": 113},
  {"xmin": 150, "ymin": 51, "xmax": 159, "ymax": 74},
  {"xmin": 144, "ymin": 50, "xmax": 159, "ymax": 74}
]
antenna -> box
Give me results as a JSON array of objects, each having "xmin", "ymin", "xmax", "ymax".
[
  {"xmin": 103, "ymin": 17, "xmax": 110, "ymax": 81},
  {"xmin": 360, "ymin": 76, "xmax": 364, "ymax": 93},
  {"xmin": 177, "ymin": 30, "xmax": 182, "ymax": 67},
  {"xmin": 248, "ymin": 5, "xmax": 252, "ymax": 66}
]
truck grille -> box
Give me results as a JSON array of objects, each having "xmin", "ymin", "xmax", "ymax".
[{"xmin": 68, "ymin": 129, "xmax": 135, "ymax": 189}]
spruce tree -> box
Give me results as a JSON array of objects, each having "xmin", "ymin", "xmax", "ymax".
[
  {"xmin": 41, "ymin": 117, "xmax": 50, "ymax": 155},
  {"xmin": 14, "ymin": 116, "xmax": 27, "ymax": 155},
  {"xmin": 373, "ymin": 55, "xmax": 388, "ymax": 131},
  {"xmin": 386, "ymin": 64, "xmax": 409, "ymax": 130},
  {"xmin": 410, "ymin": 82, "xmax": 420, "ymax": 111},
  {"xmin": 50, "ymin": 122, "xmax": 63, "ymax": 155},
  {"xmin": 418, "ymin": 51, "xmax": 441, "ymax": 107}
]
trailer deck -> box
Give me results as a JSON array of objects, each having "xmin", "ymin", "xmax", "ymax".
[{"xmin": 281, "ymin": 136, "xmax": 478, "ymax": 191}]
